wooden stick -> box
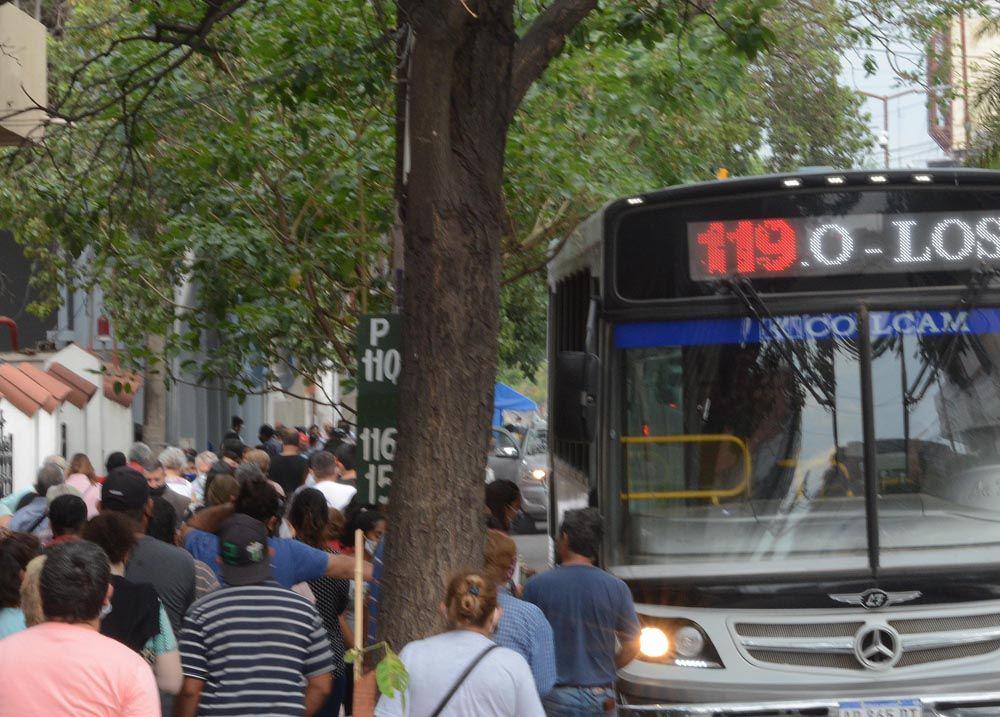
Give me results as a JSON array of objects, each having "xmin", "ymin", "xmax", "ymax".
[{"xmin": 354, "ymin": 527, "xmax": 364, "ymax": 684}]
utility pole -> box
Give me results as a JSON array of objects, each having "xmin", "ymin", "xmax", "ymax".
[{"xmin": 859, "ymin": 89, "xmax": 924, "ymax": 168}]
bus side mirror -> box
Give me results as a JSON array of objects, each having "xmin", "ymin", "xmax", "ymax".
[{"xmin": 554, "ymin": 351, "xmax": 600, "ymax": 443}]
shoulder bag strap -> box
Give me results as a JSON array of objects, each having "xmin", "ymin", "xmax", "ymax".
[{"xmin": 428, "ymin": 643, "xmax": 499, "ymax": 717}]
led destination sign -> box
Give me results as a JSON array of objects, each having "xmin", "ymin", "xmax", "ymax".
[{"xmin": 687, "ymin": 210, "xmax": 1000, "ymax": 281}]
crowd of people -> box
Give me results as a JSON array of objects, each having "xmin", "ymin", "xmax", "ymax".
[{"xmin": 0, "ymin": 419, "xmax": 640, "ymax": 717}]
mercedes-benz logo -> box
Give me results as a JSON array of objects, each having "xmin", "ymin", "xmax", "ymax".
[{"xmin": 853, "ymin": 625, "xmax": 902, "ymax": 671}]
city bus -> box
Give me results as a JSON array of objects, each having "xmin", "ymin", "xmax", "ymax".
[{"xmin": 547, "ymin": 168, "xmax": 1000, "ymax": 716}]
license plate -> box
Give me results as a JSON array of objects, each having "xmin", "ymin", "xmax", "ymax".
[{"xmin": 838, "ymin": 699, "xmax": 922, "ymax": 717}]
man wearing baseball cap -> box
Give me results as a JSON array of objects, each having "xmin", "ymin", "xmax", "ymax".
[
  {"xmin": 99, "ymin": 467, "xmax": 196, "ymax": 637},
  {"xmin": 175, "ymin": 514, "xmax": 333, "ymax": 717}
]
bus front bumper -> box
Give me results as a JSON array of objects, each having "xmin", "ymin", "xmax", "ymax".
[{"xmin": 618, "ymin": 691, "xmax": 1000, "ymax": 716}]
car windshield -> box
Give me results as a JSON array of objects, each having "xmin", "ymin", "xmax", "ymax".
[
  {"xmin": 618, "ymin": 307, "xmax": 1000, "ymax": 572},
  {"xmin": 524, "ymin": 429, "xmax": 548, "ymax": 456},
  {"xmin": 492, "ymin": 430, "xmax": 518, "ymax": 456}
]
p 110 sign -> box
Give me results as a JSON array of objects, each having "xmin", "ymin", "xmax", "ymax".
[{"xmin": 687, "ymin": 210, "xmax": 1000, "ymax": 281}]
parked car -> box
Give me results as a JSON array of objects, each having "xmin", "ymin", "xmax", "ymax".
[{"xmin": 486, "ymin": 426, "xmax": 548, "ymax": 533}]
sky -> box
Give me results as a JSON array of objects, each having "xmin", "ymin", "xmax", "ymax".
[{"xmin": 842, "ymin": 42, "xmax": 950, "ymax": 169}]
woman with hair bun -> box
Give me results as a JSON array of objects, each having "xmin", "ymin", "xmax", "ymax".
[{"xmin": 375, "ymin": 570, "xmax": 544, "ymax": 717}]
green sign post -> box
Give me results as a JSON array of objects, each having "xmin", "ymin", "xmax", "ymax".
[{"xmin": 355, "ymin": 314, "xmax": 401, "ymax": 505}]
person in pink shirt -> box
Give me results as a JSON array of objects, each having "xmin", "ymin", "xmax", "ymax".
[
  {"xmin": 0, "ymin": 540, "xmax": 159, "ymax": 717},
  {"xmin": 66, "ymin": 453, "xmax": 102, "ymax": 519}
]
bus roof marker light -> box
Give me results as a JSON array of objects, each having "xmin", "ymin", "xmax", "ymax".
[
  {"xmin": 869, "ymin": 174, "xmax": 889, "ymax": 184},
  {"xmin": 826, "ymin": 176, "xmax": 846, "ymax": 185},
  {"xmin": 626, "ymin": 197, "xmax": 644, "ymax": 205},
  {"xmin": 782, "ymin": 178, "xmax": 802, "ymax": 188},
  {"xmin": 913, "ymin": 174, "xmax": 933, "ymax": 183}
]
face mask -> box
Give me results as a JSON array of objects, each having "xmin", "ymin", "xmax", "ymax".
[
  {"xmin": 99, "ymin": 602, "xmax": 113, "ymax": 620},
  {"xmin": 365, "ymin": 538, "xmax": 379, "ymax": 555}
]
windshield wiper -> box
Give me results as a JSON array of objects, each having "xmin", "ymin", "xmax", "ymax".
[
  {"xmin": 721, "ymin": 276, "xmax": 838, "ymax": 410},
  {"xmin": 903, "ymin": 262, "xmax": 1000, "ymax": 406}
]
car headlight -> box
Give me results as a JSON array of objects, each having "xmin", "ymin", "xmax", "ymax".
[
  {"xmin": 637, "ymin": 618, "xmax": 723, "ymax": 668},
  {"xmin": 530, "ymin": 468, "xmax": 547, "ymax": 480}
]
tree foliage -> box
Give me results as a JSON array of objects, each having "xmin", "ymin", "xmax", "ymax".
[{"xmin": 2, "ymin": 0, "xmax": 891, "ymax": 390}]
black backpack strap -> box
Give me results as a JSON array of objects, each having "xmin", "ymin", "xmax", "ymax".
[{"xmin": 428, "ymin": 643, "xmax": 499, "ymax": 717}]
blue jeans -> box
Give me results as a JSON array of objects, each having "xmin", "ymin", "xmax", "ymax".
[{"xmin": 543, "ymin": 686, "xmax": 618, "ymax": 716}]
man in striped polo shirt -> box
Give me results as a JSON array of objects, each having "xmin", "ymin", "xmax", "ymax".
[{"xmin": 174, "ymin": 514, "xmax": 333, "ymax": 717}]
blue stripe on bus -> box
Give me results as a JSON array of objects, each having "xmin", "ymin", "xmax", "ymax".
[{"xmin": 614, "ymin": 308, "xmax": 1000, "ymax": 349}]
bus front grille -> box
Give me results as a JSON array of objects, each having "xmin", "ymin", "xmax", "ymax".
[
  {"xmin": 733, "ymin": 613, "xmax": 1000, "ymax": 672},
  {"xmin": 890, "ymin": 613, "xmax": 1000, "ymax": 634},
  {"xmin": 747, "ymin": 649, "xmax": 864, "ymax": 671},
  {"xmin": 735, "ymin": 622, "xmax": 864, "ymax": 638}
]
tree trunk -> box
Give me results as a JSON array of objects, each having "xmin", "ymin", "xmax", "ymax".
[
  {"xmin": 143, "ymin": 333, "xmax": 168, "ymax": 451},
  {"xmin": 378, "ymin": 1, "xmax": 516, "ymax": 647}
]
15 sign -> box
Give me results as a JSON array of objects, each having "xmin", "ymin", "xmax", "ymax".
[{"xmin": 356, "ymin": 315, "xmax": 401, "ymax": 505}]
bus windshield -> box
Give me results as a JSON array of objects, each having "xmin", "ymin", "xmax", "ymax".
[
  {"xmin": 872, "ymin": 308, "xmax": 1000, "ymax": 568},
  {"xmin": 618, "ymin": 308, "xmax": 1000, "ymax": 571}
]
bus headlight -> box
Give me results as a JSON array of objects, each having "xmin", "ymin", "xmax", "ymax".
[
  {"xmin": 530, "ymin": 468, "xmax": 547, "ymax": 480},
  {"xmin": 636, "ymin": 618, "xmax": 723, "ymax": 668},
  {"xmin": 639, "ymin": 627, "xmax": 670, "ymax": 658},
  {"xmin": 674, "ymin": 625, "xmax": 706, "ymax": 658}
]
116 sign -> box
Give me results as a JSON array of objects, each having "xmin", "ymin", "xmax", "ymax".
[{"xmin": 356, "ymin": 315, "xmax": 400, "ymax": 505}]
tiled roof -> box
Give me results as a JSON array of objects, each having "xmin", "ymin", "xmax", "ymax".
[
  {"xmin": 0, "ymin": 364, "xmax": 58, "ymax": 413},
  {"xmin": 18, "ymin": 362, "xmax": 71, "ymax": 402},
  {"xmin": 0, "ymin": 370, "xmax": 43, "ymax": 417},
  {"xmin": 45, "ymin": 362, "xmax": 97, "ymax": 409},
  {"xmin": 0, "ymin": 351, "xmax": 140, "ymax": 417},
  {"xmin": 48, "ymin": 361, "xmax": 99, "ymax": 400}
]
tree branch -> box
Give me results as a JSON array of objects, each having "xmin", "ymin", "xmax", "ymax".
[{"xmin": 508, "ymin": 0, "xmax": 597, "ymax": 121}]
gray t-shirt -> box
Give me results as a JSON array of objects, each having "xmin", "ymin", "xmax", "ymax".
[
  {"xmin": 375, "ymin": 630, "xmax": 544, "ymax": 717},
  {"xmin": 126, "ymin": 535, "xmax": 196, "ymax": 636}
]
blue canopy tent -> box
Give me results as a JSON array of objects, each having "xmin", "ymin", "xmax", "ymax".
[{"xmin": 493, "ymin": 382, "xmax": 538, "ymax": 427}]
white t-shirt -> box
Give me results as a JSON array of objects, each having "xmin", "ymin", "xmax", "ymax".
[
  {"xmin": 375, "ymin": 630, "xmax": 544, "ymax": 717},
  {"xmin": 166, "ymin": 478, "xmax": 193, "ymax": 500},
  {"xmin": 313, "ymin": 480, "xmax": 357, "ymax": 511}
]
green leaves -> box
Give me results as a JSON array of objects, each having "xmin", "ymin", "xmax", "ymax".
[
  {"xmin": 3, "ymin": 0, "xmax": 395, "ymax": 396},
  {"xmin": 374, "ymin": 647, "xmax": 410, "ymax": 700},
  {"xmin": 3, "ymin": 0, "xmax": 880, "ymax": 392},
  {"xmin": 343, "ymin": 642, "xmax": 410, "ymax": 709}
]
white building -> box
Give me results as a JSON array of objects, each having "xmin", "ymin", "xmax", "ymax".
[
  {"xmin": 42, "ymin": 343, "xmax": 138, "ymax": 469},
  {"xmin": 0, "ymin": 343, "xmax": 139, "ymax": 496}
]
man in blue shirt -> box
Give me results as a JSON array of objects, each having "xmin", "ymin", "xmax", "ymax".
[
  {"xmin": 485, "ymin": 529, "xmax": 557, "ymax": 696},
  {"xmin": 524, "ymin": 508, "xmax": 640, "ymax": 716},
  {"xmin": 181, "ymin": 470, "xmax": 367, "ymax": 586}
]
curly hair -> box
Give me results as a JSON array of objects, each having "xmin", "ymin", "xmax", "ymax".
[
  {"xmin": 287, "ymin": 488, "xmax": 332, "ymax": 549},
  {"xmin": 235, "ymin": 475, "xmax": 280, "ymax": 524},
  {"xmin": 444, "ymin": 571, "xmax": 497, "ymax": 629}
]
